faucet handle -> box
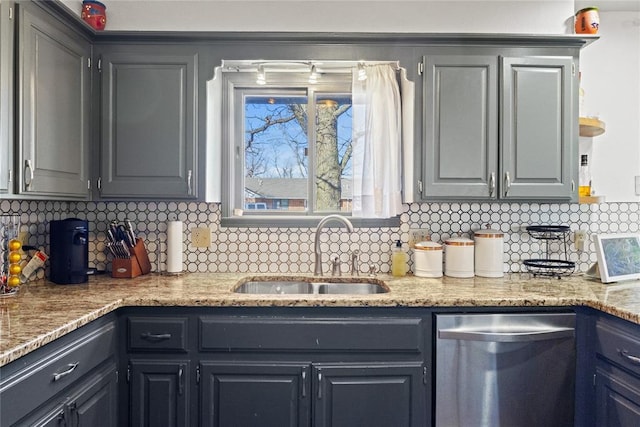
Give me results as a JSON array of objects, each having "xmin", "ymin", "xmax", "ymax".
[
  {"xmin": 350, "ymin": 250, "xmax": 360, "ymax": 276},
  {"xmin": 331, "ymin": 256, "xmax": 341, "ymax": 276},
  {"xmin": 368, "ymin": 264, "xmax": 377, "ymax": 277}
]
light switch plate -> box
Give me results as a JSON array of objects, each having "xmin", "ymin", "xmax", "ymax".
[
  {"xmin": 191, "ymin": 227, "xmax": 211, "ymax": 248},
  {"xmin": 574, "ymin": 230, "xmax": 588, "ymax": 252},
  {"xmin": 408, "ymin": 228, "xmax": 430, "ymax": 248}
]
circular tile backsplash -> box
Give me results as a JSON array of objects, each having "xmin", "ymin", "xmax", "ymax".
[{"xmin": 1, "ymin": 199, "xmax": 634, "ymax": 277}]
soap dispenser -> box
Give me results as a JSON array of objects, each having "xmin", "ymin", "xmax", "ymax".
[{"xmin": 391, "ymin": 240, "xmax": 408, "ymax": 277}]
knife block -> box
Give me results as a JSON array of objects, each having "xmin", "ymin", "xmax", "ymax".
[{"xmin": 111, "ymin": 238, "xmax": 152, "ymax": 278}]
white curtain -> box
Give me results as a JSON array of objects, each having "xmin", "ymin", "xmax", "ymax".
[{"xmin": 351, "ymin": 64, "xmax": 403, "ymax": 218}]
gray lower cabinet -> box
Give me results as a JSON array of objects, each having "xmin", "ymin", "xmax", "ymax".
[
  {"xmin": 19, "ymin": 362, "xmax": 118, "ymax": 427},
  {"xmin": 123, "ymin": 310, "xmax": 429, "ymax": 427},
  {"xmin": 0, "ymin": 317, "xmax": 117, "ymax": 427},
  {"xmin": 16, "ymin": 1, "xmax": 91, "ymax": 198},
  {"xmin": 313, "ymin": 363, "xmax": 425, "ymax": 427},
  {"xmin": 198, "ymin": 314, "xmax": 427, "ymax": 427},
  {"xmin": 421, "ymin": 53, "xmax": 576, "ymax": 201},
  {"xmin": 98, "ymin": 45, "xmax": 198, "ymax": 199},
  {"xmin": 200, "ymin": 362, "xmax": 309, "ymax": 427},
  {"xmin": 595, "ymin": 363, "xmax": 640, "ymax": 426},
  {"xmin": 576, "ymin": 309, "xmax": 640, "ymax": 427},
  {"xmin": 129, "ymin": 359, "xmax": 191, "ymax": 427},
  {"xmin": 199, "ymin": 361, "xmax": 425, "ymax": 427}
]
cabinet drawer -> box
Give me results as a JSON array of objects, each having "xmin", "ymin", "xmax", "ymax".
[
  {"xmin": 128, "ymin": 317, "xmax": 188, "ymax": 352},
  {"xmin": 596, "ymin": 319, "xmax": 640, "ymax": 377},
  {"xmin": 0, "ymin": 321, "xmax": 116, "ymax": 426},
  {"xmin": 199, "ymin": 316, "xmax": 423, "ymax": 353}
]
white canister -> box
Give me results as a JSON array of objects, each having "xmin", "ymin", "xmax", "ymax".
[
  {"xmin": 474, "ymin": 228, "xmax": 504, "ymax": 278},
  {"xmin": 444, "ymin": 237, "xmax": 474, "ymax": 278},
  {"xmin": 413, "ymin": 241, "xmax": 443, "ymax": 278}
]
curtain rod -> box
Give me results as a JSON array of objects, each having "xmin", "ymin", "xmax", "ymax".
[{"xmin": 221, "ymin": 59, "xmax": 401, "ymax": 73}]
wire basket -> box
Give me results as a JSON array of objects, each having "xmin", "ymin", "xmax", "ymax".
[{"xmin": 523, "ymin": 225, "xmax": 575, "ymax": 278}]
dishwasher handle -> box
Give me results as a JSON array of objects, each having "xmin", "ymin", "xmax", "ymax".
[{"xmin": 438, "ymin": 327, "xmax": 574, "ymax": 343}]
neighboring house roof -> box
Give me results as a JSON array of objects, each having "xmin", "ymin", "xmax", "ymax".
[{"xmin": 245, "ymin": 177, "xmax": 352, "ymax": 199}]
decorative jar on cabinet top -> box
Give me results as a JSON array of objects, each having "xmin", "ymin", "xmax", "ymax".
[
  {"xmin": 82, "ymin": 0, "xmax": 107, "ymax": 31},
  {"xmin": 574, "ymin": 7, "xmax": 599, "ymax": 34}
]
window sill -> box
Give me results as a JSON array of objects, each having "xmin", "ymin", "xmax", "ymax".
[{"xmin": 220, "ymin": 215, "xmax": 400, "ymax": 229}]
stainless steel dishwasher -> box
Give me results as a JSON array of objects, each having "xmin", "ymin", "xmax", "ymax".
[{"xmin": 435, "ymin": 312, "xmax": 576, "ymax": 427}]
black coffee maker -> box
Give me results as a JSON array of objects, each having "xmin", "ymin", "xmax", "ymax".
[{"xmin": 49, "ymin": 218, "xmax": 90, "ymax": 284}]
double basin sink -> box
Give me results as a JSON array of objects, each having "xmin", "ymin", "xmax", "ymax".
[{"xmin": 234, "ymin": 277, "xmax": 389, "ymax": 295}]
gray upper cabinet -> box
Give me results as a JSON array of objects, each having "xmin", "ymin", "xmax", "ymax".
[
  {"xmin": 16, "ymin": 1, "xmax": 91, "ymax": 198},
  {"xmin": 98, "ymin": 46, "xmax": 197, "ymax": 199},
  {"xmin": 421, "ymin": 53, "xmax": 576, "ymax": 201},
  {"xmin": 0, "ymin": 1, "xmax": 13, "ymax": 195},
  {"xmin": 422, "ymin": 55, "xmax": 498, "ymax": 199},
  {"xmin": 501, "ymin": 56, "xmax": 575, "ymax": 200}
]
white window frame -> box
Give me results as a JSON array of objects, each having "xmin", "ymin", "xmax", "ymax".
[{"xmin": 221, "ymin": 70, "xmax": 357, "ymax": 223}]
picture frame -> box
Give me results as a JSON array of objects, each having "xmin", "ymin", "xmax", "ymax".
[{"xmin": 593, "ymin": 233, "xmax": 640, "ymax": 283}]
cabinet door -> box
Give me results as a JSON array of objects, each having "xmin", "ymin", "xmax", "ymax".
[
  {"xmin": 17, "ymin": 2, "xmax": 91, "ymax": 198},
  {"xmin": 0, "ymin": 1, "xmax": 14, "ymax": 194},
  {"xmin": 14, "ymin": 363, "xmax": 117, "ymax": 427},
  {"xmin": 99, "ymin": 47, "xmax": 197, "ymax": 199},
  {"xmin": 595, "ymin": 364, "xmax": 640, "ymax": 427},
  {"xmin": 200, "ymin": 362, "xmax": 310, "ymax": 427},
  {"xmin": 129, "ymin": 359, "xmax": 190, "ymax": 427},
  {"xmin": 501, "ymin": 56, "xmax": 575, "ymax": 200},
  {"xmin": 422, "ymin": 55, "xmax": 498, "ymax": 199},
  {"xmin": 70, "ymin": 364, "xmax": 118, "ymax": 427},
  {"xmin": 314, "ymin": 363, "xmax": 426, "ymax": 427}
]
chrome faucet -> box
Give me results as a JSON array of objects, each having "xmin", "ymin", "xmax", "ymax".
[{"xmin": 314, "ymin": 214, "xmax": 354, "ymax": 276}]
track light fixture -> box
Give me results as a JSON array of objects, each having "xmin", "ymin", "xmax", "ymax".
[
  {"xmin": 308, "ymin": 64, "xmax": 319, "ymax": 84},
  {"xmin": 357, "ymin": 62, "xmax": 367, "ymax": 81},
  {"xmin": 256, "ymin": 65, "xmax": 266, "ymax": 85}
]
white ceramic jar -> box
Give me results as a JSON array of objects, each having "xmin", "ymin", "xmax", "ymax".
[
  {"xmin": 444, "ymin": 237, "xmax": 474, "ymax": 278},
  {"xmin": 474, "ymin": 228, "xmax": 504, "ymax": 278},
  {"xmin": 413, "ymin": 241, "xmax": 443, "ymax": 278}
]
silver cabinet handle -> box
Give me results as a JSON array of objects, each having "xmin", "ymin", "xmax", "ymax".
[
  {"xmin": 504, "ymin": 171, "xmax": 511, "ymax": 197},
  {"xmin": 620, "ymin": 349, "xmax": 640, "ymax": 365},
  {"xmin": 140, "ymin": 332, "xmax": 172, "ymax": 342},
  {"xmin": 187, "ymin": 169, "xmax": 193, "ymax": 195},
  {"xmin": 438, "ymin": 327, "xmax": 574, "ymax": 343},
  {"xmin": 317, "ymin": 372, "xmax": 323, "ymax": 399},
  {"xmin": 53, "ymin": 362, "xmax": 79, "ymax": 381},
  {"xmin": 489, "ymin": 172, "xmax": 496, "ymax": 197},
  {"xmin": 24, "ymin": 159, "xmax": 34, "ymax": 189},
  {"xmin": 178, "ymin": 367, "xmax": 184, "ymax": 395},
  {"xmin": 301, "ymin": 370, "xmax": 307, "ymax": 398},
  {"xmin": 571, "ymin": 179, "xmax": 576, "ymax": 192}
]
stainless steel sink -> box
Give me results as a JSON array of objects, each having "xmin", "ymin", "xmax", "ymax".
[
  {"xmin": 314, "ymin": 282, "xmax": 387, "ymax": 294},
  {"xmin": 234, "ymin": 278, "xmax": 388, "ymax": 295},
  {"xmin": 234, "ymin": 281, "xmax": 313, "ymax": 294}
]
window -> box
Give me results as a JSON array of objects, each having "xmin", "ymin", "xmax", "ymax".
[{"xmin": 223, "ymin": 68, "xmax": 353, "ymax": 220}]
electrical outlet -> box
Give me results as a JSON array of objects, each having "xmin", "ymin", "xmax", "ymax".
[
  {"xmin": 18, "ymin": 231, "xmax": 29, "ymax": 246},
  {"xmin": 191, "ymin": 227, "xmax": 211, "ymax": 248},
  {"xmin": 408, "ymin": 228, "xmax": 430, "ymax": 248},
  {"xmin": 574, "ymin": 230, "xmax": 588, "ymax": 252}
]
